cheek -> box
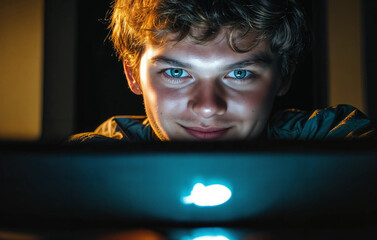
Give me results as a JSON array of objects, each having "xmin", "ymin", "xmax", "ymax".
[
  {"xmin": 143, "ymin": 80, "xmax": 189, "ymax": 118},
  {"xmin": 158, "ymin": 91, "xmax": 186, "ymax": 116},
  {"xmin": 230, "ymin": 83, "xmax": 277, "ymax": 117}
]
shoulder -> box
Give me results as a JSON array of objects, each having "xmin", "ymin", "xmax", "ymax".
[
  {"xmin": 267, "ymin": 104, "xmax": 376, "ymax": 140},
  {"xmin": 69, "ymin": 116, "xmax": 153, "ymax": 143}
]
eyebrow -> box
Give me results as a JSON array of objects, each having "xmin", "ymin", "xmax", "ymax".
[
  {"xmin": 150, "ymin": 51, "xmax": 273, "ymax": 70},
  {"xmin": 223, "ymin": 52, "xmax": 274, "ymax": 70},
  {"xmin": 151, "ymin": 56, "xmax": 192, "ymax": 69}
]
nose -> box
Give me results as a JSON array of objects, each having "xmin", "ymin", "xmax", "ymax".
[{"xmin": 188, "ymin": 81, "xmax": 227, "ymax": 119}]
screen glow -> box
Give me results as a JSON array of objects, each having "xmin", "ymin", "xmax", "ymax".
[
  {"xmin": 183, "ymin": 183, "xmax": 232, "ymax": 207},
  {"xmin": 192, "ymin": 236, "xmax": 229, "ymax": 240},
  {"xmin": 178, "ymin": 228, "xmax": 235, "ymax": 240}
]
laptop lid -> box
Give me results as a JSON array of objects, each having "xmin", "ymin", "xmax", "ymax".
[{"xmin": 1, "ymin": 141, "xmax": 376, "ymax": 226}]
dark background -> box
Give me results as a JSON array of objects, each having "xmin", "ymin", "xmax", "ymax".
[{"xmin": 42, "ymin": 0, "xmax": 376, "ymax": 140}]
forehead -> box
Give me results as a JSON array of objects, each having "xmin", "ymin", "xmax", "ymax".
[{"xmin": 144, "ymin": 29, "xmax": 273, "ymax": 62}]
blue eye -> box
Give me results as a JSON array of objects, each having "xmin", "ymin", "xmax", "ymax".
[
  {"xmin": 227, "ymin": 69, "xmax": 251, "ymax": 79},
  {"xmin": 165, "ymin": 68, "xmax": 189, "ymax": 78}
]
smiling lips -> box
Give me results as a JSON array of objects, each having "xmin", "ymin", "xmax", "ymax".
[{"xmin": 183, "ymin": 126, "xmax": 231, "ymax": 140}]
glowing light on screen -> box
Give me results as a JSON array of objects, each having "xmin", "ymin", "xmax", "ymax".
[
  {"xmin": 192, "ymin": 236, "xmax": 229, "ymax": 240},
  {"xmin": 182, "ymin": 183, "xmax": 232, "ymax": 207},
  {"xmin": 179, "ymin": 227, "xmax": 234, "ymax": 240}
]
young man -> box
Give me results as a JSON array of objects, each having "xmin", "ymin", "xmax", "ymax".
[{"xmin": 71, "ymin": 0, "xmax": 375, "ymax": 142}]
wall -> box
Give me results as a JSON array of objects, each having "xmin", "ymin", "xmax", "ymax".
[
  {"xmin": 328, "ymin": 0, "xmax": 365, "ymax": 112},
  {"xmin": 362, "ymin": 0, "xmax": 377, "ymax": 120},
  {"xmin": 0, "ymin": 0, "xmax": 44, "ymax": 140}
]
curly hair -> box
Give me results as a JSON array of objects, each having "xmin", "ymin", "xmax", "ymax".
[{"xmin": 109, "ymin": 0, "xmax": 310, "ymax": 80}]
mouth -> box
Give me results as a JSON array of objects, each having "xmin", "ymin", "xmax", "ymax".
[{"xmin": 181, "ymin": 126, "xmax": 231, "ymax": 140}]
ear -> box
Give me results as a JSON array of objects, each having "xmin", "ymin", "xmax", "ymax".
[
  {"xmin": 123, "ymin": 60, "xmax": 142, "ymax": 95},
  {"xmin": 277, "ymin": 64, "xmax": 295, "ymax": 96}
]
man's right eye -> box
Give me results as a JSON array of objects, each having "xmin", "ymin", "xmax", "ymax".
[{"xmin": 165, "ymin": 68, "xmax": 190, "ymax": 78}]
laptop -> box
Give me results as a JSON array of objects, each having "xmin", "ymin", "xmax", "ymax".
[{"xmin": 0, "ymin": 141, "xmax": 376, "ymax": 239}]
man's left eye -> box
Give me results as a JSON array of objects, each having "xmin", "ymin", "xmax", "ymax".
[
  {"xmin": 226, "ymin": 69, "xmax": 251, "ymax": 79},
  {"xmin": 165, "ymin": 68, "xmax": 190, "ymax": 78}
]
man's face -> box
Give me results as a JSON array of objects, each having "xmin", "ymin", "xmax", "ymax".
[{"xmin": 127, "ymin": 30, "xmax": 288, "ymax": 141}]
